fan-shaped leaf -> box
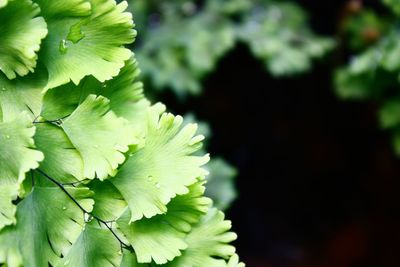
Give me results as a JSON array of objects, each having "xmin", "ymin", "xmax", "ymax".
[
  {"xmin": 0, "ymin": 186, "xmax": 94, "ymax": 267},
  {"xmin": 0, "ymin": 112, "xmax": 43, "ymax": 229},
  {"xmin": 38, "ymin": 0, "xmax": 135, "ymax": 89},
  {"xmin": 117, "ymin": 181, "xmax": 211, "ymax": 264},
  {"xmin": 61, "ymin": 94, "xmax": 137, "ymax": 180},
  {"xmin": 165, "ymin": 208, "xmax": 237, "ymax": 267},
  {"xmin": 57, "ymin": 222, "xmax": 122, "ymax": 267},
  {"xmin": 0, "ymin": 68, "xmax": 47, "ymax": 121},
  {"xmin": 34, "ymin": 123, "xmax": 84, "ymax": 183},
  {"xmin": 0, "ymin": 0, "xmax": 47, "ymax": 79},
  {"xmin": 111, "ymin": 106, "xmax": 209, "ymax": 222}
]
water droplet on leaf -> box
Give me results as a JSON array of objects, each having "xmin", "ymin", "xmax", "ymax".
[
  {"xmin": 59, "ymin": 40, "xmax": 68, "ymax": 54},
  {"xmin": 67, "ymin": 21, "xmax": 86, "ymax": 43}
]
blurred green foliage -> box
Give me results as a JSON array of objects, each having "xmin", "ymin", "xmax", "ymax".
[
  {"xmin": 335, "ymin": 0, "xmax": 400, "ymax": 155},
  {"xmin": 129, "ymin": 0, "xmax": 335, "ymax": 97},
  {"xmin": 183, "ymin": 114, "xmax": 238, "ymax": 211}
]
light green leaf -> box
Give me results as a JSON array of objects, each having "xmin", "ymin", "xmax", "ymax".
[
  {"xmin": 57, "ymin": 222, "xmax": 122, "ymax": 267},
  {"xmin": 120, "ymin": 252, "xmax": 149, "ymax": 267},
  {"xmin": 0, "ymin": 112, "xmax": 43, "ymax": 229},
  {"xmin": 0, "ymin": 185, "xmax": 18, "ymax": 230},
  {"xmin": 39, "ymin": 0, "xmax": 135, "ymax": 89},
  {"xmin": 111, "ymin": 107, "xmax": 209, "ymax": 221},
  {"xmin": 165, "ymin": 208, "xmax": 237, "ymax": 267},
  {"xmin": 0, "ymin": 0, "xmax": 47, "ymax": 79},
  {"xmin": 33, "ymin": 0, "xmax": 91, "ymax": 18},
  {"xmin": 0, "ymin": 227, "xmax": 22, "ymax": 267},
  {"xmin": 0, "ymin": 0, "xmax": 8, "ymax": 8},
  {"xmin": 117, "ymin": 181, "xmax": 211, "ymax": 264},
  {"xmin": 227, "ymin": 254, "xmax": 245, "ymax": 267},
  {"xmin": 34, "ymin": 123, "xmax": 84, "ymax": 183},
  {"xmin": 91, "ymin": 180, "xmax": 127, "ymax": 222},
  {"xmin": 0, "ymin": 68, "xmax": 47, "ymax": 121},
  {"xmin": 41, "ymin": 58, "xmax": 150, "ymax": 130},
  {"xmin": 0, "ymin": 186, "xmax": 94, "ymax": 267},
  {"xmin": 61, "ymin": 94, "xmax": 137, "ymax": 180},
  {"xmin": 99, "ymin": 58, "xmax": 148, "ymax": 122}
]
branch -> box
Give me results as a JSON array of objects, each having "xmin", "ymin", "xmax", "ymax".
[{"xmin": 35, "ymin": 169, "xmax": 133, "ymax": 251}]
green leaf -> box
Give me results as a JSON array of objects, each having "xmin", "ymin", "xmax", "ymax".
[
  {"xmin": 38, "ymin": 0, "xmax": 135, "ymax": 89},
  {"xmin": 205, "ymin": 158, "xmax": 238, "ymax": 211},
  {"xmin": 0, "ymin": 185, "xmax": 18, "ymax": 230},
  {"xmin": 0, "ymin": 186, "xmax": 94, "ymax": 267},
  {"xmin": 99, "ymin": 58, "xmax": 148, "ymax": 123},
  {"xmin": 91, "ymin": 180, "xmax": 127, "ymax": 222},
  {"xmin": 61, "ymin": 94, "xmax": 137, "ymax": 180},
  {"xmin": 238, "ymin": 2, "xmax": 334, "ymax": 76},
  {"xmin": 136, "ymin": 6, "xmax": 235, "ymax": 97},
  {"xmin": 56, "ymin": 222, "xmax": 122, "ymax": 267},
  {"xmin": 165, "ymin": 208, "xmax": 238, "ymax": 267},
  {"xmin": 41, "ymin": 58, "xmax": 150, "ymax": 131},
  {"xmin": 34, "ymin": 123, "xmax": 84, "ymax": 183},
  {"xmin": 117, "ymin": 181, "xmax": 211, "ymax": 264},
  {"xmin": 227, "ymin": 254, "xmax": 245, "ymax": 267},
  {"xmin": 0, "ymin": 112, "xmax": 43, "ymax": 229},
  {"xmin": 33, "ymin": 0, "xmax": 91, "ymax": 18},
  {"xmin": 334, "ymin": 67, "xmax": 392, "ymax": 99},
  {"xmin": 0, "ymin": 68, "xmax": 47, "ymax": 121},
  {"xmin": 0, "ymin": 227, "xmax": 22, "ymax": 267},
  {"xmin": 379, "ymin": 100, "xmax": 400, "ymax": 129},
  {"xmin": 0, "ymin": 0, "xmax": 47, "ymax": 79},
  {"xmin": 120, "ymin": 252, "xmax": 149, "ymax": 267},
  {"xmin": 111, "ymin": 106, "xmax": 209, "ymax": 222}
]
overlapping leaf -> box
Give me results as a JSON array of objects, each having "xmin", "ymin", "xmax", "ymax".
[
  {"xmin": 41, "ymin": 58, "xmax": 150, "ymax": 133},
  {"xmin": 57, "ymin": 222, "xmax": 122, "ymax": 267},
  {"xmin": 0, "ymin": 186, "xmax": 94, "ymax": 267},
  {"xmin": 34, "ymin": 123, "xmax": 84, "ymax": 183},
  {"xmin": 111, "ymin": 106, "xmax": 209, "ymax": 222},
  {"xmin": 61, "ymin": 94, "xmax": 136, "ymax": 180},
  {"xmin": 0, "ymin": 113, "xmax": 43, "ymax": 229},
  {"xmin": 0, "ymin": 69, "xmax": 47, "ymax": 121},
  {"xmin": 0, "ymin": 0, "xmax": 47, "ymax": 79},
  {"xmin": 164, "ymin": 208, "xmax": 239, "ymax": 267},
  {"xmin": 117, "ymin": 181, "xmax": 211, "ymax": 264},
  {"xmin": 38, "ymin": 0, "xmax": 135, "ymax": 89}
]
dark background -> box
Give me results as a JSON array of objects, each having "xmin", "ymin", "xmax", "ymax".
[{"xmin": 160, "ymin": 1, "xmax": 400, "ymax": 266}]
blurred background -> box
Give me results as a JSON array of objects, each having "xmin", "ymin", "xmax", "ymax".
[{"xmin": 128, "ymin": 0, "xmax": 400, "ymax": 266}]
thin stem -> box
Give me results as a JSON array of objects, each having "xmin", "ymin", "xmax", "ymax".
[
  {"xmin": 35, "ymin": 169, "xmax": 133, "ymax": 251},
  {"xmin": 32, "ymin": 114, "xmax": 71, "ymax": 126}
]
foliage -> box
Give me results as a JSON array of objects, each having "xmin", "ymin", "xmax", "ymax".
[
  {"xmin": 0, "ymin": 0, "xmax": 243, "ymax": 266},
  {"xmin": 129, "ymin": 0, "xmax": 335, "ymax": 97},
  {"xmin": 335, "ymin": 0, "xmax": 400, "ymax": 155},
  {"xmin": 183, "ymin": 114, "xmax": 238, "ymax": 211}
]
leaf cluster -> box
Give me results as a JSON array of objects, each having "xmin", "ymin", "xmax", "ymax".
[{"xmin": 0, "ymin": 0, "xmax": 243, "ymax": 266}]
